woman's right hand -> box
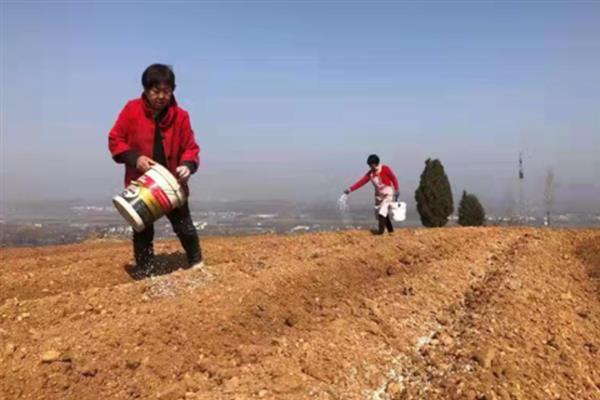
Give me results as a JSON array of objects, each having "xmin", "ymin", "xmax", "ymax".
[
  {"xmin": 344, "ymin": 189, "xmax": 350, "ymax": 195},
  {"xmin": 136, "ymin": 155, "xmax": 156, "ymax": 172}
]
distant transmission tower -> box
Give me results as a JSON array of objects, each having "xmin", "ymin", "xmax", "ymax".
[{"xmin": 518, "ymin": 152, "xmax": 525, "ymax": 224}]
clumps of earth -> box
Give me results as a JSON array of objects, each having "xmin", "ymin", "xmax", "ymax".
[{"xmin": 1, "ymin": 227, "xmax": 599, "ymax": 399}]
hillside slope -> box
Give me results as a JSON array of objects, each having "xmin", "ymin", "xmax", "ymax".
[{"xmin": 1, "ymin": 228, "xmax": 599, "ymax": 400}]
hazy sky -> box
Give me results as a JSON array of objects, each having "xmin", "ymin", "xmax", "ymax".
[{"xmin": 1, "ymin": 1, "xmax": 599, "ymax": 210}]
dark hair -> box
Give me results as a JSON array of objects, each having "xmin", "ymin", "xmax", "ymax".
[
  {"xmin": 367, "ymin": 154, "xmax": 380, "ymax": 166},
  {"xmin": 142, "ymin": 64, "xmax": 176, "ymax": 90}
]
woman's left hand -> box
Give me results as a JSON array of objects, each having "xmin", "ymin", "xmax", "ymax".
[
  {"xmin": 176, "ymin": 165, "xmax": 191, "ymax": 182},
  {"xmin": 394, "ymin": 191, "xmax": 400, "ymax": 201}
]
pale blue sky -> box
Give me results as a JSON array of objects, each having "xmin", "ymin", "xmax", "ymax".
[{"xmin": 1, "ymin": 1, "xmax": 599, "ymax": 210}]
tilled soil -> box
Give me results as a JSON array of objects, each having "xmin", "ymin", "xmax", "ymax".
[{"xmin": 0, "ymin": 228, "xmax": 599, "ymax": 400}]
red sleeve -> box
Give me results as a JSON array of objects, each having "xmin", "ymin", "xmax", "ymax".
[
  {"xmin": 108, "ymin": 102, "xmax": 133, "ymax": 161},
  {"xmin": 349, "ymin": 172, "xmax": 371, "ymax": 192},
  {"xmin": 384, "ymin": 166, "xmax": 399, "ymax": 191},
  {"xmin": 179, "ymin": 112, "xmax": 200, "ymax": 166}
]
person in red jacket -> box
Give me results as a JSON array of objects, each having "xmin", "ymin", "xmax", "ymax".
[
  {"xmin": 109, "ymin": 64, "xmax": 203, "ymax": 275},
  {"xmin": 344, "ymin": 154, "xmax": 400, "ymax": 235}
]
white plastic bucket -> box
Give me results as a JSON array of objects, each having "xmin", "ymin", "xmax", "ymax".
[
  {"xmin": 390, "ymin": 201, "xmax": 407, "ymax": 222},
  {"xmin": 113, "ymin": 164, "xmax": 186, "ymax": 232}
]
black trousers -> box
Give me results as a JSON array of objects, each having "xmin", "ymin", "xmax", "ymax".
[
  {"xmin": 378, "ymin": 214, "xmax": 394, "ymax": 234},
  {"xmin": 133, "ymin": 203, "xmax": 202, "ymax": 268}
]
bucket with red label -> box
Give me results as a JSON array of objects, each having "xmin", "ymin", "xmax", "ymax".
[{"xmin": 112, "ymin": 164, "xmax": 186, "ymax": 232}]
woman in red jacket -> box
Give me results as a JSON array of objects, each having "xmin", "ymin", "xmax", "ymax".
[
  {"xmin": 109, "ymin": 64, "xmax": 203, "ymax": 276},
  {"xmin": 344, "ymin": 154, "xmax": 400, "ymax": 235}
]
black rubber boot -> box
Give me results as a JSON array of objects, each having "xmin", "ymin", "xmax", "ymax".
[
  {"xmin": 167, "ymin": 204, "xmax": 203, "ymax": 267},
  {"xmin": 385, "ymin": 215, "xmax": 394, "ymax": 233},
  {"xmin": 376, "ymin": 215, "xmax": 387, "ymax": 235},
  {"xmin": 133, "ymin": 224, "xmax": 155, "ymax": 274}
]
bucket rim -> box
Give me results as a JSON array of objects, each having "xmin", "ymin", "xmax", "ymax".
[
  {"xmin": 149, "ymin": 164, "xmax": 186, "ymax": 206},
  {"xmin": 150, "ymin": 164, "xmax": 180, "ymax": 189},
  {"xmin": 113, "ymin": 196, "xmax": 146, "ymax": 232}
]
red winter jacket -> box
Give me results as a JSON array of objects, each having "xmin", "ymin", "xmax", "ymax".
[
  {"xmin": 108, "ymin": 96, "xmax": 200, "ymax": 191},
  {"xmin": 349, "ymin": 165, "xmax": 399, "ymax": 193}
]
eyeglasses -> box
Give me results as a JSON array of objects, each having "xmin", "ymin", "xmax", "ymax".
[{"xmin": 147, "ymin": 87, "xmax": 173, "ymax": 97}]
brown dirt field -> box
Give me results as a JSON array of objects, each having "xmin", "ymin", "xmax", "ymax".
[{"xmin": 1, "ymin": 227, "xmax": 599, "ymax": 400}]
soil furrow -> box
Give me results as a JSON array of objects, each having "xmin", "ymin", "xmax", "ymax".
[{"xmin": 1, "ymin": 228, "xmax": 598, "ymax": 400}]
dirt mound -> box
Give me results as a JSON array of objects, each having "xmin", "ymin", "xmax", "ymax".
[{"xmin": 1, "ymin": 228, "xmax": 599, "ymax": 399}]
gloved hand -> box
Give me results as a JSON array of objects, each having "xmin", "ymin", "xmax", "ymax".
[
  {"xmin": 344, "ymin": 189, "xmax": 350, "ymax": 195},
  {"xmin": 394, "ymin": 191, "xmax": 400, "ymax": 201}
]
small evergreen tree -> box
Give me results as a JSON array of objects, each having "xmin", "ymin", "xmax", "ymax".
[
  {"xmin": 458, "ymin": 190, "xmax": 485, "ymax": 226},
  {"xmin": 414, "ymin": 158, "xmax": 454, "ymax": 227}
]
